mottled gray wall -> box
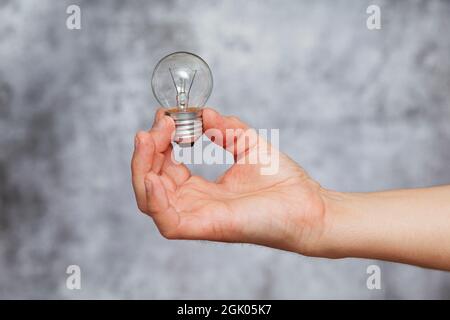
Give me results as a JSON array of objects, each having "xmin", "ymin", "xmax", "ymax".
[{"xmin": 0, "ymin": 0, "xmax": 450, "ymax": 299}]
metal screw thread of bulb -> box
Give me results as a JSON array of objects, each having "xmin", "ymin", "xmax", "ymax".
[{"xmin": 166, "ymin": 108, "xmax": 203, "ymax": 147}]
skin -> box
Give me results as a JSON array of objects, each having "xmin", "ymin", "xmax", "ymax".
[{"xmin": 131, "ymin": 108, "xmax": 450, "ymax": 271}]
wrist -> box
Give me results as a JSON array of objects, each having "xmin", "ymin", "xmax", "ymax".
[
  {"xmin": 316, "ymin": 189, "xmax": 400, "ymax": 262},
  {"xmin": 314, "ymin": 189, "xmax": 363, "ymax": 259}
]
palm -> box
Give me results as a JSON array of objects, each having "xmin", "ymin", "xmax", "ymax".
[{"xmin": 165, "ymin": 150, "xmax": 326, "ymax": 253}]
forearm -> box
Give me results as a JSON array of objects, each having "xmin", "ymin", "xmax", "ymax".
[{"xmin": 319, "ymin": 186, "xmax": 450, "ymax": 270}]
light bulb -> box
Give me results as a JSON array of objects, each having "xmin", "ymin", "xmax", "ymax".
[{"xmin": 151, "ymin": 51, "xmax": 213, "ymax": 147}]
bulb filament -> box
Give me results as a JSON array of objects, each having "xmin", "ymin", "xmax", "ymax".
[{"xmin": 169, "ymin": 68, "xmax": 197, "ymax": 111}]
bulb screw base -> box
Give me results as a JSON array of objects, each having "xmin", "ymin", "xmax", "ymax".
[{"xmin": 166, "ymin": 108, "xmax": 203, "ymax": 147}]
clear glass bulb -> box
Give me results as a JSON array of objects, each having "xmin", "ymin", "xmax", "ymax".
[{"xmin": 151, "ymin": 52, "xmax": 213, "ymax": 147}]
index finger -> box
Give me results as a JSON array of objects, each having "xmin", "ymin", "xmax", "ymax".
[{"xmin": 132, "ymin": 114, "xmax": 175, "ymax": 213}]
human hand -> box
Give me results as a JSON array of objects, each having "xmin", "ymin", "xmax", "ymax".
[{"xmin": 131, "ymin": 108, "xmax": 332, "ymax": 256}]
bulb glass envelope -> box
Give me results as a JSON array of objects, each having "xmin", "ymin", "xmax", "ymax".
[{"xmin": 151, "ymin": 52, "xmax": 213, "ymax": 111}]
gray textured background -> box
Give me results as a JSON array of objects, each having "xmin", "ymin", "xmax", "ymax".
[{"xmin": 0, "ymin": 0, "xmax": 450, "ymax": 299}]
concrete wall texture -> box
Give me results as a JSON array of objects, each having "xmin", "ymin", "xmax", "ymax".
[{"xmin": 0, "ymin": 0, "xmax": 449, "ymax": 298}]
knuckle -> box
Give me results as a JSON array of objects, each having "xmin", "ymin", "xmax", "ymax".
[
  {"xmin": 160, "ymin": 228, "xmax": 178, "ymax": 240},
  {"xmin": 136, "ymin": 131, "xmax": 147, "ymax": 142},
  {"xmin": 137, "ymin": 202, "xmax": 148, "ymax": 214}
]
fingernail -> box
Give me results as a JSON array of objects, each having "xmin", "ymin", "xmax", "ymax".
[{"xmin": 153, "ymin": 117, "xmax": 166, "ymax": 131}]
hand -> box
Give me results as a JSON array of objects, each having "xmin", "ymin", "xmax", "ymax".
[{"xmin": 131, "ymin": 108, "xmax": 330, "ymax": 256}]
